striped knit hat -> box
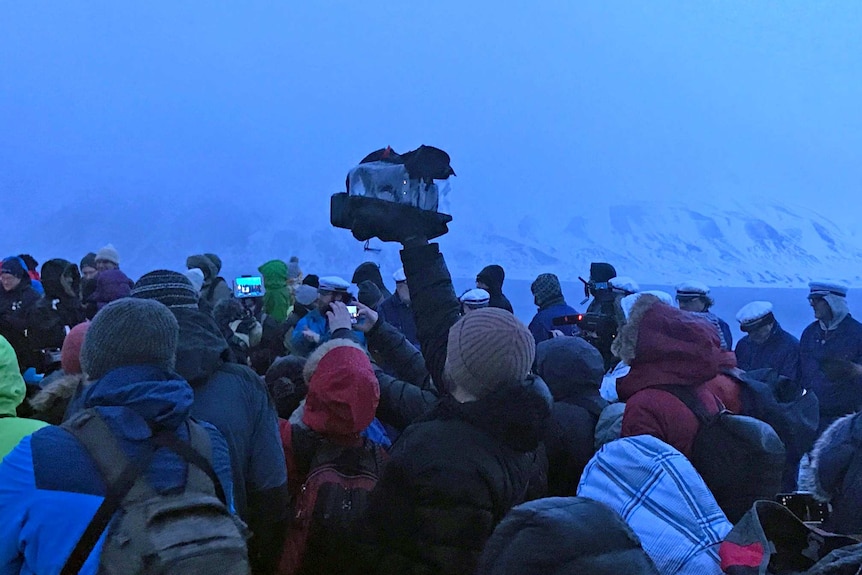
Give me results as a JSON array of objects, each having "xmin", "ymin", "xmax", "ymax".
[
  {"xmin": 444, "ymin": 307, "xmax": 535, "ymax": 400},
  {"xmin": 131, "ymin": 270, "xmax": 200, "ymax": 309}
]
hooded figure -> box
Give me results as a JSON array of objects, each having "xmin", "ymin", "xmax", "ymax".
[
  {"xmin": 578, "ymin": 435, "xmax": 732, "ymax": 575},
  {"xmin": 613, "ymin": 294, "xmax": 742, "ymax": 458},
  {"xmin": 535, "ymin": 337, "xmax": 608, "ymax": 496},
  {"xmin": 259, "ymin": 259, "xmax": 292, "ymax": 323},
  {"xmin": 528, "ymin": 273, "xmax": 580, "ymax": 345},
  {"xmin": 799, "ymin": 282, "xmax": 862, "ymax": 432},
  {"xmin": 27, "ymin": 259, "xmax": 86, "ymax": 357},
  {"xmin": 186, "ymin": 253, "xmax": 232, "ymax": 306},
  {"xmin": 476, "ymin": 264, "xmax": 514, "ymax": 314},
  {"xmin": 0, "ymin": 256, "xmax": 42, "ymax": 371},
  {"xmin": 351, "ymin": 262, "xmax": 392, "ymax": 301},
  {"xmin": 800, "ymin": 411, "xmax": 862, "ymax": 536},
  {"xmin": 0, "ymin": 335, "xmax": 48, "ymax": 458},
  {"xmin": 478, "ymin": 497, "xmax": 660, "ymax": 575},
  {"xmin": 132, "ymin": 270, "xmax": 288, "ymax": 573}
]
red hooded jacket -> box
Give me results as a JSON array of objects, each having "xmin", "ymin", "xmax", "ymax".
[{"xmin": 614, "ymin": 295, "xmax": 742, "ymax": 457}]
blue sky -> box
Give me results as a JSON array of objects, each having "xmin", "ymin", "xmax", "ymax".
[{"xmin": 2, "ymin": 2, "xmax": 861, "ymax": 257}]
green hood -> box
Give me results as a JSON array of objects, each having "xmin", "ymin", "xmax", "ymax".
[
  {"xmin": 258, "ymin": 259, "xmax": 292, "ymax": 323},
  {"xmin": 0, "ymin": 336, "xmax": 25, "ymax": 416}
]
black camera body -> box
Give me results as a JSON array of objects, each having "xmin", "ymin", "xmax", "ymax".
[{"xmin": 552, "ymin": 312, "xmax": 618, "ymax": 369}]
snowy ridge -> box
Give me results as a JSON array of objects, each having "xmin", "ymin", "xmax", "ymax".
[
  {"xmin": 6, "ymin": 197, "xmax": 861, "ymax": 288},
  {"xmin": 438, "ymin": 201, "xmax": 862, "ymax": 287}
]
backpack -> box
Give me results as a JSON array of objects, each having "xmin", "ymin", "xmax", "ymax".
[
  {"xmin": 60, "ymin": 410, "xmax": 250, "ymax": 575},
  {"xmin": 279, "ymin": 437, "xmax": 386, "ymax": 575},
  {"xmin": 662, "ymin": 386, "xmax": 786, "ymax": 523}
]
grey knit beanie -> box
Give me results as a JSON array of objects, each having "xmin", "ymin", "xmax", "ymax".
[
  {"xmin": 531, "ymin": 273, "xmax": 564, "ymax": 308},
  {"xmin": 81, "ymin": 298, "xmax": 179, "ymax": 380},
  {"xmin": 444, "ymin": 308, "xmax": 535, "ymax": 400}
]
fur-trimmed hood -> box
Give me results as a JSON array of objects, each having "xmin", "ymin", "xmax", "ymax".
[
  {"xmin": 301, "ymin": 338, "xmax": 380, "ymax": 438},
  {"xmin": 613, "ymin": 294, "xmax": 723, "ymax": 399},
  {"xmin": 28, "ymin": 373, "xmax": 87, "ymax": 421},
  {"xmin": 799, "ymin": 412, "xmax": 860, "ymax": 502}
]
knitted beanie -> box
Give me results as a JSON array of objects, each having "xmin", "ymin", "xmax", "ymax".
[
  {"xmin": 95, "ymin": 244, "xmax": 120, "ymax": 266},
  {"xmin": 131, "ymin": 270, "xmax": 200, "ymax": 309},
  {"xmin": 444, "ymin": 308, "xmax": 535, "ymax": 400},
  {"xmin": 81, "ymin": 298, "xmax": 179, "ymax": 380},
  {"xmin": 531, "ymin": 273, "xmax": 564, "ymax": 308},
  {"xmin": 61, "ymin": 321, "xmax": 90, "ymax": 375}
]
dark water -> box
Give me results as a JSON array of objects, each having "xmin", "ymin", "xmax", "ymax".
[{"xmin": 453, "ymin": 278, "xmax": 837, "ymax": 344}]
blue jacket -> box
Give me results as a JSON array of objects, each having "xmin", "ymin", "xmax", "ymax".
[
  {"xmin": 378, "ymin": 294, "xmax": 418, "ymax": 347},
  {"xmin": 528, "ymin": 302, "xmax": 580, "ymax": 346},
  {"xmin": 735, "ymin": 322, "xmax": 800, "ymax": 382},
  {"xmin": 290, "ymin": 308, "xmax": 366, "ymax": 357},
  {"xmin": 0, "ymin": 365, "xmax": 234, "ymax": 575},
  {"xmin": 799, "ymin": 315, "xmax": 862, "ymax": 422}
]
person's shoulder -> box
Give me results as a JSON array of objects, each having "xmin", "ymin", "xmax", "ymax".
[{"xmin": 800, "ymin": 321, "xmax": 819, "ymax": 339}]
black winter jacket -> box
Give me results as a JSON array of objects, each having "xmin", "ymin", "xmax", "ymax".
[
  {"xmin": 535, "ymin": 337, "xmax": 608, "ymax": 496},
  {"xmin": 357, "ymin": 379, "xmax": 552, "ymax": 575},
  {"xmin": 0, "ymin": 279, "xmax": 41, "ymax": 370},
  {"xmin": 366, "ymin": 319, "xmax": 438, "ymax": 430}
]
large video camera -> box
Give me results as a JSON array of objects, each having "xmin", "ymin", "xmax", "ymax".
[
  {"xmin": 552, "ymin": 312, "xmax": 618, "ymax": 369},
  {"xmin": 331, "ymin": 145, "xmax": 455, "ymax": 243}
]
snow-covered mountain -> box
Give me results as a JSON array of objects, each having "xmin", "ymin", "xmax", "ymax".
[
  {"xmin": 6, "ymin": 195, "xmax": 861, "ymax": 288},
  {"xmin": 440, "ymin": 201, "xmax": 862, "ymax": 287}
]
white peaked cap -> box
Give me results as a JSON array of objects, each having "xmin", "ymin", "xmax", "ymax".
[
  {"xmin": 610, "ymin": 276, "xmax": 640, "ymax": 294},
  {"xmin": 736, "ymin": 301, "xmax": 773, "ymax": 325}
]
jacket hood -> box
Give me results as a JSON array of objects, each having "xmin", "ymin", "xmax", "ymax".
[
  {"xmin": 800, "ymin": 412, "xmax": 861, "ymax": 502},
  {"xmin": 186, "ymin": 254, "xmax": 218, "ymax": 282},
  {"xmin": 822, "ymin": 294, "xmax": 851, "ymax": 331},
  {"xmin": 90, "ymin": 269, "xmax": 134, "ymax": 305},
  {"xmin": 0, "ymin": 336, "xmax": 25, "ymax": 416},
  {"xmin": 536, "ymin": 337, "xmax": 605, "ymax": 400},
  {"xmin": 578, "ymin": 435, "xmax": 732, "ymax": 575},
  {"xmin": 258, "ymin": 259, "xmax": 291, "ymax": 322},
  {"xmin": 449, "ymin": 375, "xmax": 552, "ymax": 452},
  {"xmin": 351, "ymin": 262, "xmax": 387, "ymax": 292},
  {"xmin": 40, "ymin": 258, "xmax": 80, "ymax": 300},
  {"xmin": 613, "ymin": 294, "xmax": 722, "ymax": 399},
  {"xmin": 172, "ymin": 307, "xmax": 230, "ymax": 385},
  {"xmin": 479, "ymin": 497, "xmax": 659, "ymax": 575},
  {"xmin": 80, "ymin": 364, "xmax": 194, "ymax": 432},
  {"xmin": 302, "ymin": 338, "xmax": 380, "ymax": 438},
  {"xmin": 477, "ymin": 265, "xmax": 505, "ymax": 295}
]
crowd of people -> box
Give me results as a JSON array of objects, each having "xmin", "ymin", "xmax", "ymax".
[{"xmin": 1, "ymin": 222, "xmax": 862, "ymax": 574}]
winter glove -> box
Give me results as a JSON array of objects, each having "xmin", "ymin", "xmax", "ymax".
[
  {"xmin": 331, "ymin": 193, "xmax": 452, "ymax": 243},
  {"xmin": 326, "ymin": 301, "xmax": 354, "ymax": 333},
  {"xmin": 819, "ymin": 358, "xmax": 862, "ymax": 382}
]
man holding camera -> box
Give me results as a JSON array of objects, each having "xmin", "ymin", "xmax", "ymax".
[{"xmin": 290, "ymin": 276, "xmax": 364, "ymax": 357}]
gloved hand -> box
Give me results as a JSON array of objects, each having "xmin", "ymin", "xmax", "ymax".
[
  {"xmin": 332, "ymin": 194, "xmax": 452, "ymax": 243},
  {"xmin": 819, "ymin": 358, "xmax": 862, "ymax": 382}
]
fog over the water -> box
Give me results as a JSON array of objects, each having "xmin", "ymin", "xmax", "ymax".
[{"xmin": 2, "ymin": 3, "xmax": 861, "ymax": 284}]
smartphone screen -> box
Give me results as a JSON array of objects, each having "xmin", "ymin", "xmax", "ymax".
[
  {"xmin": 235, "ymin": 276, "xmax": 264, "ymax": 299},
  {"xmin": 346, "ymin": 305, "xmax": 359, "ymax": 323}
]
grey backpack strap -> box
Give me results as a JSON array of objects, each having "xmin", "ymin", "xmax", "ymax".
[
  {"xmin": 150, "ymin": 421, "xmax": 228, "ymax": 504},
  {"xmin": 64, "ymin": 410, "xmax": 156, "ymax": 502}
]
